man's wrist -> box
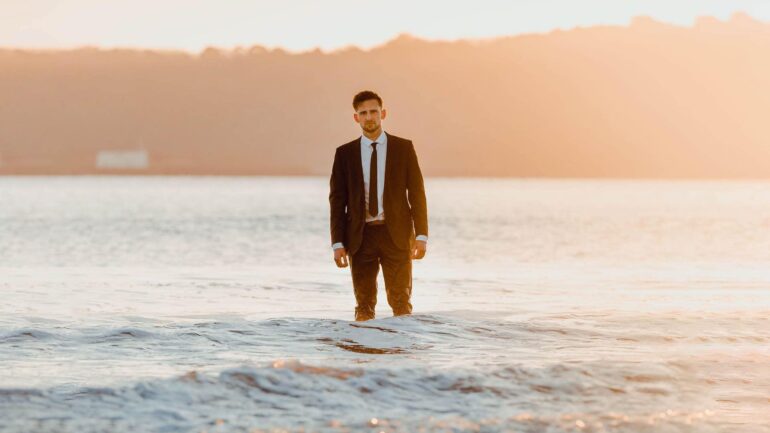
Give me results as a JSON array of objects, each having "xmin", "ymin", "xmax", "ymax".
[
  {"xmin": 332, "ymin": 242, "xmax": 345, "ymax": 250},
  {"xmin": 415, "ymin": 235, "xmax": 428, "ymax": 243}
]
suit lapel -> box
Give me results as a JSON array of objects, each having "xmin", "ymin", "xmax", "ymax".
[
  {"xmin": 351, "ymin": 138, "xmax": 365, "ymax": 209},
  {"xmin": 384, "ymin": 132, "xmax": 395, "ymax": 200}
]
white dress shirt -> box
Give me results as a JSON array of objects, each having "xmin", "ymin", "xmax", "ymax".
[
  {"xmin": 361, "ymin": 130, "xmax": 387, "ymax": 223},
  {"xmin": 332, "ymin": 130, "xmax": 428, "ymax": 250}
]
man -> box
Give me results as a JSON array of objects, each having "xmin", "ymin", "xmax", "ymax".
[{"xmin": 329, "ymin": 90, "xmax": 429, "ymax": 321}]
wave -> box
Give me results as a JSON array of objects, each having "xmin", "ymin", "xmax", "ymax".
[
  {"xmin": 3, "ymin": 311, "xmax": 767, "ymax": 348},
  {"xmin": 0, "ymin": 312, "xmax": 766, "ymax": 432},
  {"xmin": 0, "ymin": 359, "xmax": 731, "ymax": 433}
]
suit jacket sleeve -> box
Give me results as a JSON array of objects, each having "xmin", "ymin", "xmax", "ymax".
[
  {"xmin": 406, "ymin": 140, "xmax": 429, "ymax": 237},
  {"xmin": 329, "ymin": 147, "xmax": 347, "ymax": 246}
]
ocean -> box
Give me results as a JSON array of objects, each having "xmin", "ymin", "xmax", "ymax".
[{"xmin": 0, "ymin": 176, "xmax": 768, "ymax": 432}]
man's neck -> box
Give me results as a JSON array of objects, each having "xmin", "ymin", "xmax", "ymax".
[{"xmin": 363, "ymin": 128, "xmax": 383, "ymax": 142}]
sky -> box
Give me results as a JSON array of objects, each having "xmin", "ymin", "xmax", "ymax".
[{"xmin": 2, "ymin": 0, "xmax": 770, "ymax": 53}]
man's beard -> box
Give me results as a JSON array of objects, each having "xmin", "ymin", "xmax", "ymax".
[{"xmin": 364, "ymin": 123, "xmax": 379, "ymax": 132}]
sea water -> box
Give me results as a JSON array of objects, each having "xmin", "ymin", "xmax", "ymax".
[{"xmin": 0, "ymin": 176, "xmax": 768, "ymax": 432}]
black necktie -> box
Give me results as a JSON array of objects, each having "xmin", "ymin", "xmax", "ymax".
[{"xmin": 369, "ymin": 142, "xmax": 378, "ymax": 217}]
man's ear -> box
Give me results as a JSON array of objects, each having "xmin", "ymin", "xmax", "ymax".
[
  {"xmin": 353, "ymin": 113, "xmax": 360, "ymax": 123},
  {"xmin": 380, "ymin": 108, "xmax": 387, "ymax": 120}
]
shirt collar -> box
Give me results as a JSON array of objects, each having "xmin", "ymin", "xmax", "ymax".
[{"xmin": 360, "ymin": 130, "xmax": 387, "ymax": 149}]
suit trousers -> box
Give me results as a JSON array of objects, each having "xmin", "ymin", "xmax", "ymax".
[{"xmin": 349, "ymin": 224, "xmax": 413, "ymax": 319}]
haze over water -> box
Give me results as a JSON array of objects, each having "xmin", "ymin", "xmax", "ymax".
[{"xmin": 0, "ymin": 176, "xmax": 768, "ymax": 432}]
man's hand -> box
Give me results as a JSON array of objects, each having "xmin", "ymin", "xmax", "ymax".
[
  {"xmin": 411, "ymin": 240, "xmax": 427, "ymax": 260},
  {"xmin": 334, "ymin": 248, "xmax": 349, "ymax": 268}
]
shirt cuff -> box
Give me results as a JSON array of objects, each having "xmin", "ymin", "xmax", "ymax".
[
  {"xmin": 331, "ymin": 242, "xmax": 345, "ymax": 250},
  {"xmin": 415, "ymin": 235, "xmax": 428, "ymax": 242}
]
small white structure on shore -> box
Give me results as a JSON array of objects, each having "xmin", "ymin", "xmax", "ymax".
[{"xmin": 96, "ymin": 150, "xmax": 149, "ymax": 169}]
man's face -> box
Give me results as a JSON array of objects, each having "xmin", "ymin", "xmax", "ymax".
[{"xmin": 353, "ymin": 99, "xmax": 387, "ymax": 134}]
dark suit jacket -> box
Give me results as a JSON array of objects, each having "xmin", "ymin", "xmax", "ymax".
[{"xmin": 329, "ymin": 132, "xmax": 428, "ymax": 256}]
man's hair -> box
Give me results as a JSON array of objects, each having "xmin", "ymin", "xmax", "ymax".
[{"xmin": 352, "ymin": 90, "xmax": 383, "ymax": 111}]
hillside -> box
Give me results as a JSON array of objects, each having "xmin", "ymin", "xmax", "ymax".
[{"xmin": 1, "ymin": 12, "xmax": 769, "ymax": 177}]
